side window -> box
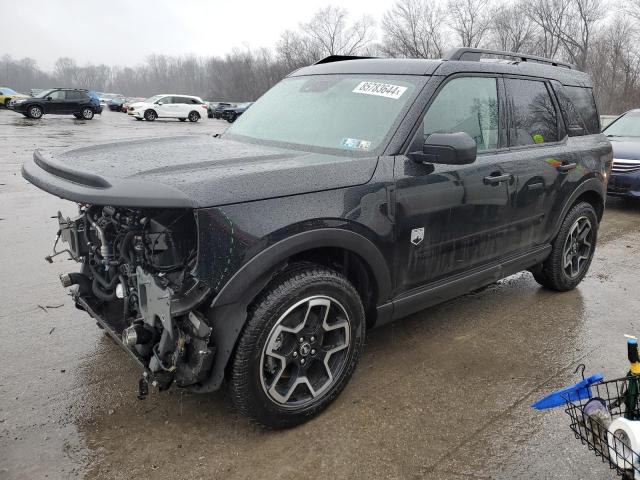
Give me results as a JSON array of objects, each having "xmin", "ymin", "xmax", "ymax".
[
  {"xmin": 424, "ymin": 77, "xmax": 499, "ymax": 152},
  {"xmin": 506, "ymin": 79, "xmax": 559, "ymax": 146},
  {"xmin": 66, "ymin": 91, "xmax": 84, "ymax": 101},
  {"xmin": 174, "ymin": 97, "xmax": 187, "ymax": 104},
  {"xmin": 564, "ymin": 86, "xmax": 600, "ymax": 134},
  {"xmin": 48, "ymin": 90, "xmax": 65, "ymax": 100},
  {"xmin": 158, "ymin": 96, "xmax": 172, "ymax": 104}
]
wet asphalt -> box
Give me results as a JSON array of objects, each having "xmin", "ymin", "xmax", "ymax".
[{"xmin": 1, "ymin": 108, "xmax": 639, "ymax": 480}]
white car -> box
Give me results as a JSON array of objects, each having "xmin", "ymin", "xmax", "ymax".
[{"xmin": 127, "ymin": 94, "xmax": 208, "ymax": 122}]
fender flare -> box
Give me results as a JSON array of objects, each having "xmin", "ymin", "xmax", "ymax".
[
  {"xmin": 551, "ymin": 177, "xmax": 605, "ymax": 238},
  {"xmin": 212, "ymin": 228, "xmax": 392, "ymax": 308},
  {"xmin": 192, "ymin": 228, "xmax": 392, "ymax": 393}
]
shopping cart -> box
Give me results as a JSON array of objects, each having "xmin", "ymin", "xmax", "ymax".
[{"xmin": 535, "ymin": 366, "xmax": 640, "ymax": 479}]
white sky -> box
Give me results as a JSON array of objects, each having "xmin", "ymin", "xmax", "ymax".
[{"xmin": 1, "ymin": 0, "xmax": 393, "ymax": 70}]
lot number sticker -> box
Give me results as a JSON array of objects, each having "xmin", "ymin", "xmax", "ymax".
[{"xmin": 353, "ymin": 81, "xmax": 407, "ymax": 100}]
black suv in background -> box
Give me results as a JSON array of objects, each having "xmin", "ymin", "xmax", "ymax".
[
  {"xmin": 22, "ymin": 48, "xmax": 611, "ymax": 429},
  {"xmin": 10, "ymin": 88, "xmax": 102, "ymax": 119},
  {"xmin": 212, "ymin": 102, "xmax": 233, "ymax": 118}
]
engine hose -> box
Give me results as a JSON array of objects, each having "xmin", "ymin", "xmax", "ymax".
[
  {"xmin": 119, "ymin": 231, "xmax": 135, "ymax": 264},
  {"xmin": 89, "ymin": 264, "xmax": 119, "ymax": 289},
  {"xmin": 92, "ymin": 278, "xmax": 116, "ymax": 301}
]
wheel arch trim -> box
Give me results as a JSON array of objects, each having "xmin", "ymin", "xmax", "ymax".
[
  {"xmin": 210, "ymin": 228, "xmax": 392, "ymax": 309},
  {"xmin": 552, "ymin": 177, "xmax": 605, "ymax": 239}
]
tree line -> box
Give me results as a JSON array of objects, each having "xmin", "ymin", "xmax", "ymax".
[{"xmin": 2, "ymin": 0, "xmax": 639, "ymax": 114}]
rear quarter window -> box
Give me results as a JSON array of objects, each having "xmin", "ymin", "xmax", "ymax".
[{"xmin": 563, "ymin": 86, "xmax": 600, "ymax": 134}]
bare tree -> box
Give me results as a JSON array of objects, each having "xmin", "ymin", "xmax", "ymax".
[
  {"xmin": 447, "ymin": 0, "xmax": 493, "ymax": 48},
  {"xmin": 523, "ymin": 0, "xmax": 569, "ymax": 58},
  {"xmin": 553, "ymin": 0, "xmax": 606, "ymax": 70},
  {"xmin": 303, "ymin": 6, "xmax": 376, "ymax": 56},
  {"xmin": 380, "ymin": 0, "xmax": 448, "ymax": 58},
  {"xmin": 487, "ymin": 1, "xmax": 538, "ymax": 52}
]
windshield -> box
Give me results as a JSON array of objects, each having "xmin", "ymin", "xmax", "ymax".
[
  {"xmin": 226, "ymin": 75, "xmax": 420, "ymax": 154},
  {"xmin": 35, "ymin": 89, "xmax": 54, "ymax": 98},
  {"xmin": 2, "ymin": 88, "xmax": 17, "ymax": 94},
  {"xmin": 144, "ymin": 95, "xmax": 162, "ymax": 103},
  {"xmin": 603, "ymin": 112, "xmax": 640, "ymax": 137}
]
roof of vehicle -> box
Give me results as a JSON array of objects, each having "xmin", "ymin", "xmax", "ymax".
[
  {"xmin": 156, "ymin": 93, "xmax": 202, "ymax": 98},
  {"xmin": 290, "ymin": 48, "xmax": 592, "ymax": 87}
]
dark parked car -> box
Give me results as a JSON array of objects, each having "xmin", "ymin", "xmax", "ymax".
[
  {"xmin": 222, "ymin": 102, "xmax": 253, "ymax": 122},
  {"xmin": 212, "ymin": 102, "xmax": 233, "ymax": 119},
  {"xmin": 602, "ymin": 110, "xmax": 640, "ymax": 199},
  {"xmin": 10, "ymin": 88, "xmax": 102, "ymax": 119},
  {"xmin": 107, "ymin": 96, "xmax": 127, "ymax": 111},
  {"xmin": 22, "ymin": 48, "xmax": 611, "ymax": 429}
]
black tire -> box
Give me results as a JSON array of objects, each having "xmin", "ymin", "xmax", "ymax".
[
  {"xmin": 26, "ymin": 105, "xmax": 43, "ymax": 119},
  {"xmin": 80, "ymin": 107, "xmax": 94, "ymax": 120},
  {"xmin": 230, "ymin": 265, "xmax": 365, "ymax": 428},
  {"xmin": 227, "ymin": 112, "xmax": 236, "ymax": 123},
  {"xmin": 179, "ymin": 118, "xmax": 186, "ymax": 122},
  {"xmin": 4, "ymin": 99, "xmax": 10, "ymax": 109},
  {"xmin": 187, "ymin": 111, "xmax": 199, "ymax": 122},
  {"xmin": 532, "ymin": 201, "xmax": 598, "ymax": 291},
  {"xmin": 144, "ymin": 109, "xmax": 157, "ymax": 121}
]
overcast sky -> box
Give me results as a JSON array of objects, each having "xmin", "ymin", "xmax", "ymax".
[{"xmin": 1, "ymin": 0, "xmax": 392, "ymax": 71}]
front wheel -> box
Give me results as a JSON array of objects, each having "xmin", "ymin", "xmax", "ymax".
[
  {"xmin": 4, "ymin": 99, "xmax": 10, "ymax": 109},
  {"xmin": 144, "ymin": 109, "xmax": 157, "ymax": 121},
  {"xmin": 229, "ymin": 265, "xmax": 365, "ymax": 428},
  {"xmin": 227, "ymin": 112, "xmax": 236, "ymax": 123},
  {"xmin": 27, "ymin": 105, "xmax": 43, "ymax": 119},
  {"xmin": 532, "ymin": 201, "xmax": 598, "ymax": 291}
]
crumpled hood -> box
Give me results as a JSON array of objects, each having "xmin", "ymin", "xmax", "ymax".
[
  {"xmin": 609, "ymin": 137, "xmax": 640, "ymax": 160},
  {"xmin": 22, "ymin": 135, "xmax": 378, "ymax": 208}
]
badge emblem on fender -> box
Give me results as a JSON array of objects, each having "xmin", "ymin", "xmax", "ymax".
[{"xmin": 410, "ymin": 227, "xmax": 425, "ymax": 246}]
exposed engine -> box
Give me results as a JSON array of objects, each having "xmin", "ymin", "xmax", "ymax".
[{"xmin": 51, "ymin": 205, "xmax": 213, "ymax": 391}]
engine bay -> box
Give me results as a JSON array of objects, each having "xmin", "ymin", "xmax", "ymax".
[{"xmin": 52, "ymin": 205, "xmax": 213, "ymax": 391}]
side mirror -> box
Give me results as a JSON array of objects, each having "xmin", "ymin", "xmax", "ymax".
[
  {"xmin": 409, "ymin": 132, "xmax": 477, "ymax": 165},
  {"xmin": 46, "ymin": 96, "xmax": 52, "ymax": 101},
  {"xmin": 157, "ymin": 101, "xmax": 163, "ymax": 105}
]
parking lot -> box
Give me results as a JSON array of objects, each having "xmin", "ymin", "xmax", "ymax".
[{"xmin": 1, "ymin": 108, "xmax": 640, "ymax": 479}]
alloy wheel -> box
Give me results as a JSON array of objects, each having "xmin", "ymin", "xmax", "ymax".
[
  {"xmin": 563, "ymin": 215, "xmax": 593, "ymax": 278},
  {"xmin": 260, "ymin": 295, "xmax": 351, "ymax": 408}
]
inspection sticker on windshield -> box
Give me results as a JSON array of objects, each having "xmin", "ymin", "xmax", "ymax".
[
  {"xmin": 353, "ymin": 81, "xmax": 407, "ymax": 99},
  {"xmin": 341, "ymin": 138, "xmax": 372, "ymax": 150}
]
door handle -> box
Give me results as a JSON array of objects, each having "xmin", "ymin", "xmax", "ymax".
[
  {"xmin": 483, "ymin": 173, "xmax": 513, "ymax": 185},
  {"xmin": 557, "ymin": 162, "xmax": 577, "ymax": 172}
]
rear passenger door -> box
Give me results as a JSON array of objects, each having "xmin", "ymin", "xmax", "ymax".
[
  {"xmin": 65, "ymin": 91, "xmax": 85, "ymax": 112},
  {"xmin": 502, "ymin": 77, "xmax": 572, "ymax": 250}
]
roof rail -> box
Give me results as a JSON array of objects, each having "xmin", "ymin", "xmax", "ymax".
[
  {"xmin": 314, "ymin": 55, "xmax": 377, "ymax": 65},
  {"xmin": 443, "ymin": 48, "xmax": 574, "ymax": 69}
]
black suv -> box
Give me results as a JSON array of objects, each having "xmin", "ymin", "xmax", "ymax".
[
  {"xmin": 22, "ymin": 48, "xmax": 611, "ymax": 428},
  {"xmin": 10, "ymin": 88, "xmax": 102, "ymax": 120}
]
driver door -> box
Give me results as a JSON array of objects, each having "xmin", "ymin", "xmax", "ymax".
[
  {"xmin": 155, "ymin": 96, "xmax": 174, "ymax": 118},
  {"xmin": 45, "ymin": 90, "xmax": 67, "ymax": 114},
  {"xmin": 394, "ymin": 75, "xmax": 518, "ymax": 294}
]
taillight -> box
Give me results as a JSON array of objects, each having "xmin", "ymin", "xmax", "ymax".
[{"xmin": 201, "ymin": 104, "xmax": 207, "ymax": 109}]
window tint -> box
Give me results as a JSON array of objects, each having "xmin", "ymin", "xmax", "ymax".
[
  {"xmin": 158, "ymin": 96, "xmax": 172, "ymax": 104},
  {"xmin": 65, "ymin": 91, "xmax": 86, "ymax": 100},
  {"xmin": 48, "ymin": 90, "xmax": 65, "ymax": 100},
  {"xmin": 423, "ymin": 77, "xmax": 499, "ymax": 151},
  {"xmin": 506, "ymin": 79, "xmax": 558, "ymax": 146},
  {"xmin": 564, "ymin": 86, "xmax": 599, "ymax": 134}
]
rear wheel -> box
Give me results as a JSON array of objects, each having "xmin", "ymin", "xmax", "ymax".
[
  {"xmin": 80, "ymin": 107, "xmax": 94, "ymax": 120},
  {"xmin": 229, "ymin": 265, "xmax": 365, "ymax": 428},
  {"xmin": 27, "ymin": 105, "xmax": 43, "ymax": 119},
  {"xmin": 532, "ymin": 201, "xmax": 598, "ymax": 291},
  {"xmin": 187, "ymin": 111, "xmax": 199, "ymax": 122},
  {"xmin": 144, "ymin": 109, "xmax": 157, "ymax": 121},
  {"xmin": 227, "ymin": 112, "xmax": 237, "ymax": 123}
]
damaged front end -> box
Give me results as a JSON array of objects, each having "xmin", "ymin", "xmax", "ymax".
[{"xmin": 52, "ymin": 205, "xmax": 214, "ymax": 391}]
